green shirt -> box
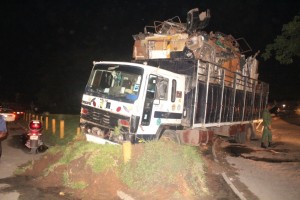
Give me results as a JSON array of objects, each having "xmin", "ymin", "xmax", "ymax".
[{"xmin": 262, "ymin": 108, "xmax": 271, "ymax": 127}]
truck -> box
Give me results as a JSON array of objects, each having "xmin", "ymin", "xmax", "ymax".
[{"xmin": 79, "ymin": 8, "xmax": 269, "ymax": 145}]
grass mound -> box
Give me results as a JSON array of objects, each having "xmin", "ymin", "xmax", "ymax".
[
  {"xmin": 121, "ymin": 140, "xmax": 209, "ymax": 197},
  {"xmin": 17, "ymin": 138, "xmax": 209, "ymax": 199}
]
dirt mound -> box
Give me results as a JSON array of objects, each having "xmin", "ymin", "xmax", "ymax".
[{"xmin": 20, "ymin": 144, "xmax": 238, "ymax": 200}]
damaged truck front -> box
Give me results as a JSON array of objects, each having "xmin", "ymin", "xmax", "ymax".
[
  {"xmin": 80, "ymin": 8, "xmax": 269, "ymax": 145},
  {"xmin": 80, "ymin": 61, "xmax": 186, "ymax": 144}
]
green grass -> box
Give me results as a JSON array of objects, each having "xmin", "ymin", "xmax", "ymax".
[
  {"xmin": 87, "ymin": 144, "xmax": 122, "ymax": 173},
  {"xmin": 182, "ymin": 144, "xmax": 209, "ymax": 195},
  {"xmin": 43, "ymin": 114, "xmax": 80, "ymax": 146},
  {"xmin": 14, "ymin": 161, "xmax": 34, "ymax": 175},
  {"xmin": 43, "ymin": 140, "xmax": 122, "ymax": 176},
  {"xmin": 44, "ymin": 141, "xmax": 99, "ymax": 175},
  {"xmin": 23, "ymin": 130, "xmax": 208, "ymax": 197},
  {"xmin": 19, "ymin": 112, "xmax": 209, "ymax": 197},
  {"xmin": 121, "ymin": 141, "xmax": 184, "ymax": 188},
  {"xmin": 20, "ymin": 113, "xmax": 80, "ymax": 146},
  {"xmin": 120, "ymin": 140, "xmax": 208, "ymax": 197},
  {"xmin": 63, "ymin": 170, "xmax": 88, "ymax": 189}
]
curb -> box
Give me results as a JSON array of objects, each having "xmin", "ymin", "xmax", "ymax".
[
  {"xmin": 212, "ymin": 137, "xmax": 247, "ymax": 200},
  {"xmin": 117, "ymin": 190, "xmax": 135, "ymax": 200},
  {"xmin": 221, "ymin": 172, "xmax": 247, "ymax": 200}
]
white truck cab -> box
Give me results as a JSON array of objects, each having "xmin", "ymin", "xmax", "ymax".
[{"xmin": 80, "ymin": 61, "xmax": 186, "ymax": 144}]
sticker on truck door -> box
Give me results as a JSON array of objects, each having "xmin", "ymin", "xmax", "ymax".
[{"xmin": 133, "ymin": 84, "xmax": 140, "ymax": 92}]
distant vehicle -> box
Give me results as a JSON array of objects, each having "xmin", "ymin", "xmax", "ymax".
[
  {"xmin": 0, "ymin": 108, "xmax": 16, "ymax": 122},
  {"xmin": 269, "ymin": 106, "xmax": 279, "ymax": 116},
  {"xmin": 14, "ymin": 111, "xmax": 24, "ymax": 120},
  {"xmin": 13, "ymin": 109, "xmax": 25, "ymax": 120}
]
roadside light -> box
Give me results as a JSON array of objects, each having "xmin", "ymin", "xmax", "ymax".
[{"xmin": 282, "ymin": 104, "xmax": 286, "ymax": 108}]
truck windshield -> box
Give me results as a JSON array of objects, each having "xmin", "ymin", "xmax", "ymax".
[{"xmin": 86, "ymin": 64, "xmax": 143, "ymax": 103}]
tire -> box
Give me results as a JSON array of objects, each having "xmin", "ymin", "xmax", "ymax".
[
  {"xmin": 30, "ymin": 147, "xmax": 37, "ymax": 154},
  {"xmin": 160, "ymin": 130, "xmax": 181, "ymax": 144},
  {"xmin": 37, "ymin": 144, "xmax": 48, "ymax": 153}
]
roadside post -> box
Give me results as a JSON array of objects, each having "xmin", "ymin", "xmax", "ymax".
[
  {"xmin": 52, "ymin": 119, "xmax": 56, "ymax": 134},
  {"xmin": 45, "ymin": 117, "xmax": 48, "ymax": 130},
  {"xmin": 122, "ymin": 141, "xmax": 132, "ymax": 163},
  {"xmin": 60, "ymin": 120, "xmax": 64, "ymax": 139}
]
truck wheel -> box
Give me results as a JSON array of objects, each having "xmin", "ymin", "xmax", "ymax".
[{"xmin": 160, "ymin": 130, "xmax": 181, "ymax": 144}]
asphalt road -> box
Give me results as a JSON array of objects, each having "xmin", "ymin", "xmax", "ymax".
[
  {"xmin": 0, "ymin": 122, "xmax": 43, "ymax": 200},
  {"xmin": 216, "ymin": 112, "xmax": 300, "ymax": 200}
]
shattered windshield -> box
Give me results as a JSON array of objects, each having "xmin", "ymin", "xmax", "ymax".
[{"xmin": 87, "ymin": 64, "xmax": 143, "ymax": 103}]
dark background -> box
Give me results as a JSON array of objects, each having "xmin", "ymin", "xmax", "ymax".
[{"xmin": 1, "ymin": 0, "xmax": 300, "ymax": 113}]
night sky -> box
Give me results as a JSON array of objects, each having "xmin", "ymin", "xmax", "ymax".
[{"xmin": 1, "ymin": 0, "xmax": 300, "ymax": 113}]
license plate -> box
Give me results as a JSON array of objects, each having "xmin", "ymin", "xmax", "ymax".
[{"xmin": 30, "ymin": 135, "xmax": 38, "ymax": 140}]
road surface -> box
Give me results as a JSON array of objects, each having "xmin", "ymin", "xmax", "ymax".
[
  {"xmin": 0, "ymin": 122, "xmax": 42, "ymax": 200},
  {"xmin": 216, "ymin": 112, "xmax": 300, "ymax": 200}
]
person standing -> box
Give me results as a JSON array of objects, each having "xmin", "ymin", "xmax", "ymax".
[
  {"xmin": 0, "ymin": 115, "xmax": 8, "ymax": 158},
  {"xmin": 261, "ymin": 104, "xmax": 272, "ymax": 148}
]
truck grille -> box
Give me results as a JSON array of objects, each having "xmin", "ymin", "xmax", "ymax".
[{"xmin": 81, "ymin": 105, "xmax": 129, "ymax": 129}]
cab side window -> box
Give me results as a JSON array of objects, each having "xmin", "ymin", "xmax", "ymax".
[
  {"xmin": 146, "ymin": 75, "xmax": 157, "ymax": 100},
  {"xmin": 156, "ymin": 77, "xmax": 169, "ymax": 100}
]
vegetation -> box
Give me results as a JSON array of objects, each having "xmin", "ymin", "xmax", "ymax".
[
  {"xmin": 87, "ymin": 144, "xmax": 122, "ymax": 173},
  {"xmin": 18, "ymin": 115, "xmax": 208, "ymax": 197},
  {"xmin": 63, "ymin": 171, "xmax": 88, "ymax": 190},
  {"xmin": 28, "ymin": 137, "xmax": 208, "ymax": 197},
  {"xmin": 44, "ymin": 141, "xmax": 103, "ymax": 176},
  {"xmin": 121, "ymin": 140, "xmax": 208, "ymax": 197},
  {"xmin": 20, "ymin": 113, "xmax": 80, "ymax": 146},
  {"xmin": 14, "ymin": 161, "xmax": 34, "ymax": 175},
  {"xmin": 262, "ymin": 14, "xmax": 300, "ymax": 64},
  {"xmin": 42, "ymin": 114, "xmax": 80, "ymax": 146}
]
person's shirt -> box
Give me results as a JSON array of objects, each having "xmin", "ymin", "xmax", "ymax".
[
  {"xmin": 262, "ymin": 108, "xmax": 271, "ymax": 127},
  {"xmin": 0, "ymin": 115, "xmax": 7, "ymax": 132}
]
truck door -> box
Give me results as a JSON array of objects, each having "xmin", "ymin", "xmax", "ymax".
[
  {"xmin": 141, "ymin": 74, "xmax": 157, "ymax": 126},
  {"xmin": 141, "ymin": 74, "xmax": 183, "ymax": 134}
]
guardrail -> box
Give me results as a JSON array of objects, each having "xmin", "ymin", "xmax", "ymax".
[{"xmin": 23, "ymin": 112, "xmax": 80, "ymax": 145}]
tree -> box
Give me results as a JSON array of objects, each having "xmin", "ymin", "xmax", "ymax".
[{"xmin": 262, "ymin": 14, "xmax": 300, "ymax": 64}]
